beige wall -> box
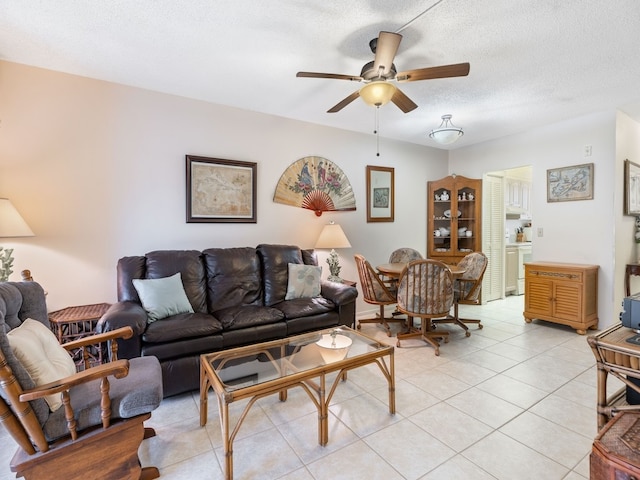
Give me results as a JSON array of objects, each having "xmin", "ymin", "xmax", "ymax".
[{"xmin": 0, "ymin": 61, "xmax": 448, "ymax": 312}]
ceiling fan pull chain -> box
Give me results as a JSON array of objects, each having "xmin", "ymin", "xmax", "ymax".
[{"xmin": 375, "ymin": 106, "xmax": 380, "ymax": 156}]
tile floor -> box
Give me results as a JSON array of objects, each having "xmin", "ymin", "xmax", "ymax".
[{"xmin": 0, "ymin": 295, "xmax": 621, "ymax": 479}]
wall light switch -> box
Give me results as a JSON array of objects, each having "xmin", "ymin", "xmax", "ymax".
[{"xmin": 537, "ymin": 227, "xmax": 543, "ymax": 237}]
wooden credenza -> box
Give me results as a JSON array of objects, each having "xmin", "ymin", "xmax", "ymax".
[{"xmin": 523, "ymin": 261, "xmax": 598, "ymax": 334}]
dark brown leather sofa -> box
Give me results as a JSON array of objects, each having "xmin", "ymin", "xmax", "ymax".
[{"xmin": 97, "ymin": 244, "xmax": 358, "ymax": 397}]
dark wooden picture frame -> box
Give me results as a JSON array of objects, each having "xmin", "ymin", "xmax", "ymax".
[
  {"xmin": 366, "ymin": 165, "xmax": 394, "ymax": 222},
  {"xmin": 186, "ymin": 155, "xmax": 257, "ymax": 223},
  {"xmin": 625, "ymin": 159, "xmax": 640, "ymax": 216}
]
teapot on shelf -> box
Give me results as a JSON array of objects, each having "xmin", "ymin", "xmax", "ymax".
[{"xmin": 440, "ymin": 191, "xmax": 449, "ymax": 201}]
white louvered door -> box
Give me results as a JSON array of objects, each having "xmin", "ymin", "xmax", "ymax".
[{"xmin": 482, "ymin": 174, "xmax": 505, "ymax": 302}]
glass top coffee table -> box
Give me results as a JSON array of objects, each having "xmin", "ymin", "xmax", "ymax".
[{"xmin": 200, "ymin": 326, "xmax": 395, "ymax": 480}]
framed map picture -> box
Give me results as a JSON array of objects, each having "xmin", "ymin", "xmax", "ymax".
[
  {"xmin": 546, "ymin": 163, "xmax": 594, "ymax": 202},
  {"xmin": 186, "ymin": 155, "xmax": 257, "ymax": 223},
  {"xmin": 366, "ymin": 165, "xmax": 394, "ymax": 222}
]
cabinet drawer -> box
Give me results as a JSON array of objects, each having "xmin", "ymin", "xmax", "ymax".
[{"xmin": 526, "ymin": 267, "xmax": 583, "ymax": 283}]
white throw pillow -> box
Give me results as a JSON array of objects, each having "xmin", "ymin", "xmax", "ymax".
[
  {"xmin": 132, "ymin": 272, "xmax": 194, "ymax": 322},
  {"xmin": 7, "ymin": 318, "xmax": 77, "ymax": 412},
  {"xmin": 285, "ymin": 263, "xmax": 322, "ymax": 300}
]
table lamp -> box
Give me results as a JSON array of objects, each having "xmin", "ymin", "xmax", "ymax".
[
  {"xmin": 315, "ymin": 221, "xmax": 351, "ymax": 283},
  {"xmin": 0, "ymin": 198, "xmax": 34, "ymax": 282}
]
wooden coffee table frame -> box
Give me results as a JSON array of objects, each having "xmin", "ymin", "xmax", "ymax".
[{"xmin": 200, "ymin": 327, "xmax": 394, "ymax": 480}]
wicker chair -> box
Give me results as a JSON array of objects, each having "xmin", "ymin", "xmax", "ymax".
[
  {"xmin": 433, "ymin": 252, "xmax": 487, "ymax": 336},
  {"xmin": 0, "ymin": 281, "xmax": 163, "ymax": 480},
  {"xmin": 354, "ymin": 254, "xmax": 406, "ymax": 336},
  {"xmin": 395, "ymin": 259, "xmax": 453, "ymax": 355}
]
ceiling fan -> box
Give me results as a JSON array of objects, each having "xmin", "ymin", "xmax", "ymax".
[{"xmin": 296, "ymin": 31, "xmax": 470, "ymax": 113}]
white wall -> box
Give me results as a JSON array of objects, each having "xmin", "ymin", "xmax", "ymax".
[
  {"xmin": 0, "ymin": 61, "xmax": 449, "ymax": 312},
  {"xmin": 449, "ymin": 110, "xmax": 623, "ymax": 329}
]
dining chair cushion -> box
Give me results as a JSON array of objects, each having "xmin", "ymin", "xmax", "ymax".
[
  {"xmin": 7, "ymin": 318, "xmax": 77, "ymax": 411},
  {"xmin": 132, "ymin": 272, "xmax": 194, "ymax": 323},
  {"xmin": 285, "ymin": 263, "xmax": 322, "ymax": 300}
]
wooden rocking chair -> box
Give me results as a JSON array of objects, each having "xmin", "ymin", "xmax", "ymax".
[{"xmin": 0, "ymin": 281, "xmax": 163, "ymax": 480}]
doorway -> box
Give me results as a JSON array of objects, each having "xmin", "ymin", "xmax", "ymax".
[{"xmin": 482, "ymin": 166, "xmax": 533, "ymax": 303}]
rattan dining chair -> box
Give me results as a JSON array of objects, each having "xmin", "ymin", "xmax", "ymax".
[{"xmin": 354, "ymin": 254, "xmax": 406, "ymax": 336}]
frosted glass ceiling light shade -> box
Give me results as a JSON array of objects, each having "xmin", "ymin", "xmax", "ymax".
[
  {"xmin": 315, "ymin": 221, "xmax": 351, "ymax": 283},
  {"xmin": 359, "ymin": 81, "xmax": 397, "ymax": 107},
  {"xmin": 0, "ymin": 198, "xmax": 34, "ymax": 282},
  {"xmin": 429, "ymin": 114, "xmax": 464, "ymax": 145}
]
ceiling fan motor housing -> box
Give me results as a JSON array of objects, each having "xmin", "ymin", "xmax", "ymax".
[{"xmin": 360, "ymin": 61, "xmax": 397, "ymax": 81}]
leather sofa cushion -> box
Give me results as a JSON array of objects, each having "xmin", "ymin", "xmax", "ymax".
[
  {"xmin": 257, "ymin": 244, "xmax": 304, "ymax": 306},
  {"xmin": 142, "ymin": 312, "xmax": 223, "ymax": 343},
  {"xmin": 274, "ymin": 297, "xmax": 335, "ymax": 319},
  {"xmin": 214, "ymin": 305, "xmax": 285, "ymax": 331},
  {"xmin": 203, "ymin": 247, "xmax": 263, "ymax": 312},
  {"xmin": 142, "ymin": 334, "xmax": 223, "ymax": 361},
  {"xmin": 145, "ymin": 250, "xmax": 208, "ymax": 313}
]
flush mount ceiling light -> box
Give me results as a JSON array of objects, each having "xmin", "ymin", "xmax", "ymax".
[
  {"xmin": 429, "ymin": 114, "xmax": 464, "ymax": 145},
  {"xmin": 359, "ymin": 81, "xmax": 397, "ymax": 107}
]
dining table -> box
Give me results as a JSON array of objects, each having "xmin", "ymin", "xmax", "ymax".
[
  {"xmin": 377, "ymin": 262, "xmax": 466, "ymax": 279},
  {"xmin": 376, "ymin": 261, "xmax": 467, "ymax": 334}
]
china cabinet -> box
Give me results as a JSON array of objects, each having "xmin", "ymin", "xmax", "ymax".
[{"xmin": 427, "ymin": 175, "xmax": 482, "ymax": 265}]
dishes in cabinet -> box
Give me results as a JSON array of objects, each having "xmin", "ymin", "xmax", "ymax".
[
  {"xmin": 458, "ymin": 227, "xmax": 467, "ymax": 235},
  {"xmin": 438, "ymin": 227, "xmax": 450, "ymax": 237},
  {"xmin": 443, "ymin": 209, "xmax": 461, "ymax": 218}
]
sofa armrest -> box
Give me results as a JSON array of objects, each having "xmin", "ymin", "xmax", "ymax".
[
  {"xmin": 95, "ymin": 302, "xmax": 147, "ymax": 359},
  {"xmin": 320, "ymin": 281, "xmax": 358, "ymax": 305}
]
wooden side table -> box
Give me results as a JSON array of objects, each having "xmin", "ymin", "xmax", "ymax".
[
  {"xmin": 591, "ymin": 411, "xmax": 640, "ymax": 478},
  {"xmin": 626, "ymin": 263, "xmax": 640, "ymax": 297},
  {"xmin": 588, "ymin": 323, "xmax": 640, "ymax": 430},
  {"xmin": 49, "ymin": 303, "xmax": 111, "ymax": 370}
]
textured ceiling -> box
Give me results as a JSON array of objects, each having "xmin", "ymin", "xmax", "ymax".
[{"xmin": 2, "ymin": 0, "xmax": 640, "ymax": 149}]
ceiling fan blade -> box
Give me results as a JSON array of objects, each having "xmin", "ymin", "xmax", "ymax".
[
  {"xmin": 372, "ymin": 31, "xmax": 402, "ymax": 76},
  {"xmin": 297, "ymin": 71, "xmax": 362, "ymax": 82},
  {"xmin": 391, "ymin": 89, "xmax": 418, "ymax": 113},
  {"xmin": 396, "ymin": 62, "xmax": 470, "ymax": 82},
  {"xmin": 327, "ymin": 91, "xmax": 360, "ymax": 113}
]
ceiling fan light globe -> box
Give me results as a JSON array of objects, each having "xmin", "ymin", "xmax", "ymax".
[{"xmin": 359, "ymin": 81, "xmax": 396, "ymax": 107}]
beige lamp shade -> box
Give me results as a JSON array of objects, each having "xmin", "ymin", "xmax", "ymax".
[
  {"xmin": 0, "ymin": 199, "xmax": 34, "ymax": 237},
  {"xmin": 359, "ymin": 81, "xmax": 397, "ymax": 107},
  {"xmin": 315, "ymin": 222, "xmax": 351, "ymax": 249}
]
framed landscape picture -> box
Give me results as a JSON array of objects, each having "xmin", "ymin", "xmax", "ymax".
[
  {"xmin": 546, "ymin": 163, "xmax": 594, "ymax": 202},
  {"xmin": 186, "ymin": 155, "xmax": 257, "ymax": 223},
  {"xmin": 366, "ymin": 165, "xmax": 394, "ymax": 222}
]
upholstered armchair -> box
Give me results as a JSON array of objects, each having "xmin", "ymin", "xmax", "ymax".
[{"xmin": 0, "ymin": 281, "xmax": 163, "ymax": 480}]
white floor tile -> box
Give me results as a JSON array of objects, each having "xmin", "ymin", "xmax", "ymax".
[{"xmin": 1, "ymin": 295, "xmax": 611, "ymax": 480}]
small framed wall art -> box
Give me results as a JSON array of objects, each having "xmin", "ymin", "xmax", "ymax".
[
  {"xmin": 186, "ymin": 155, "xmax": 257, "ymax": 223},
  {"xmin": 546, "ymin": 163, "xmax": 594, "ymax": 202},
  {"xmin": 366, "ymin": 165, "xmax": 394, "ymax": 222},
  {"xmin": 625, "ymin": 159, "xmax": 640, "ymax": 216}
]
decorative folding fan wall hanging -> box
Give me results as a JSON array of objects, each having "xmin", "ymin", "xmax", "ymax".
[{"xmin": 273, "ymin": 156, "xmax": 356, "ymax": 216}]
